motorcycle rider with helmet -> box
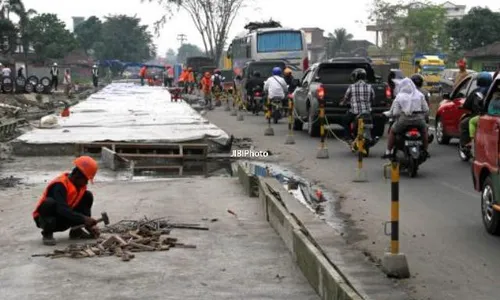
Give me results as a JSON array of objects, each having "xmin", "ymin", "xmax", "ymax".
[
  {"xmin": 459, "ymin": 71, "xmax": 493, "ymax": 147},
  {"xmin": 263, "ymin": 67, "xmax": 288, "ymax": 115},
  {"xmin": 341, "ymin": 68, "xmax": 374, "ymax": 143},
  {"xmin": 211, "ymin": 69, "xmax": 224, "ymax": 93},
  {"xmin": 283, "ymin": 68, "xmax": 298, "ymax": 94},
  {"xmin": 245, "ymin": 71, "xmax": 264, "ymax": 111}
]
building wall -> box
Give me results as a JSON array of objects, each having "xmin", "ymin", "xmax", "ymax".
[{"xmin": 468, "ymin": 57, "xmax": 500, "ymax": 72}]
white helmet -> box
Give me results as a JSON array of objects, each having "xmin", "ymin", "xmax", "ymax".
[
  {"xmin": 0, "ymin": 63, "xmax": 3, "ymax": 67},
  {"xmin": 53, "ymin": 62, "xmax": 58, "ymax": 66},
  {"xmin": 93, "ymin": 64, "xmax": 97, "ymax": 68}
]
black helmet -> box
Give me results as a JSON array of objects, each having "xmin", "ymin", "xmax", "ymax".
[
  {"xmin": 411, "ymin": 74, "xmax": 424, "ymax": 88},
  {"xmin": 351, "ymin": 68, "xmax": 367, "ymax": 82},
  {"xmin": 253, "ymin": 71, "xmax": 260, "ymax": 77}
]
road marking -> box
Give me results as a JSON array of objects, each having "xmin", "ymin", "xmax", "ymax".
[{"xmin": 439, "ymin": 181, "xmax": 477, "ymax": 198}]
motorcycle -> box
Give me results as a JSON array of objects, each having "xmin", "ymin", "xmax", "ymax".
[
  {"xmin": 248, "ymin": 86, "xmax": 264, "ymax": 115},
  {"xmin": 349, "ymin": 112, "xmax": 379, "ymax": 157},
  {"xmin": 269, "ymin": 97, "xmax": 283, "ymax": 124},
  {"xmin": 386, "ymin": 113, "xmax": 428, "ymax": 177}
]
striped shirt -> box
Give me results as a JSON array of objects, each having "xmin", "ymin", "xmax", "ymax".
[{"xmin": 344, "ymin": 80, "xmax": 374, "ymax": 114}]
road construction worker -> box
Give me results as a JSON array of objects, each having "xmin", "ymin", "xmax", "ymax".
[
  {"xmin": 91, "ymin": 64, "xmax": 99, "ymax": 88},
  {"xmin": 454, "ymin": 59, "xmax": 468, "ymax": 88},
  {"xmin": 17, "ymin": 66, "xmax": 24, "ymax": 78},
  {"xmin": 187, "ymin": 67, "xmax": 195, "ymax": 93},
  {"xmin": 1, "ymin": 63, "xmax": 11, "ymax": 77},
  {"xmin": 139, "ymin": 65, "xmax": 147, "ymax": 86},
  {"xmin": 164, "ymin": 65, "xmax": 174, "ymax": 87},
  {"xmin": 178, "ymin": 67, "xmax": 188, "ymax": 92},
  {"xmin": 200, "ymin": 72, "xmax": 212, "ymax": 107},
  {"xmin": 33, "ymin": 156, "xmax": 100, "ymax": 245},
  {"xmin": 50, "ymin": 62, "xmax": 59, "ymax": 91},
  {"xmin": 63, "ymin": 69, "xmax": 72, "ymax": 97}
]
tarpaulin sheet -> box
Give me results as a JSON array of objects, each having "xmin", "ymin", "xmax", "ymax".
[{"xmin": 17, "ymin": 83, "xmax": 229, "ymax": 145}]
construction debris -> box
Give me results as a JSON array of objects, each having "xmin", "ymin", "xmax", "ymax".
[{"xmin": 31, "ymin": 217, "xmax": 205, "ymax": 261}]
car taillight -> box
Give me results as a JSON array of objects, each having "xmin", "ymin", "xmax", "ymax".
[
  {"xmin": 254, "ymin": 92, "xmax": 261, "ymax": 96},
  {"xmin": 317, "ymin": 85, "xmax": 325, "ymax": 100},
  {"xmin": 303, "ymin": 57, "xmax": 309, "ymax": 71},
  {"xmin": 288, "ymin": 93, "xmax": 293, "ymax": 99},
  {"xmin": 385, "ymin": 84, "xmax": 392, "ymax": 99}
]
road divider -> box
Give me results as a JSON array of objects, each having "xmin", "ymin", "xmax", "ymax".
[
  {"xmin": 382, "ymin": 160, "xmax": 410, "ymax": 279},
  {"xmin": 285, "ymin": 96, "xmax": 295, "ymax": 145},
  {"xmin": 352, "ymin": 118, "xmax": 367, "ymax": 182},
  {"xmin": 317, "ymin": 97, "xmax": 329, "ymax": 159},
  {"xmin": 264, "ymin": 97, "xmax": 274, "ymax": 136},
  {"xmin": 236, "ymin": 162, "xmax": 363, "ymax": 300}
]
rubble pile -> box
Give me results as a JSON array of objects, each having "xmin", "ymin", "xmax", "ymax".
[{"xmin": 32, "ymin": 217, "xmax": 206, "ymax": 262}]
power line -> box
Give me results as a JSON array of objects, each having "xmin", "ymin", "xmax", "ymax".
[{"xmin": 177, "ymin": 34, "xmax": 187, "ymax": 45}]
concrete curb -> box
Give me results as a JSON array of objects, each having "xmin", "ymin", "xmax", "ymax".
[{"xmin": 237, "ymin": 162, "xmax": 363, "ymax": 300}]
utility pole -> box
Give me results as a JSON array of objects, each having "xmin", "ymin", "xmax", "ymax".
[{"xmin": 177, "ymin": 34, "xmax": 187, "ymax": 45}]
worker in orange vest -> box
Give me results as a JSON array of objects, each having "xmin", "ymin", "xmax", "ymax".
[
  {"xmin": 178, "ymin": 67, "xmax": 188, "ymax": 92},
  {"xmin": 139, "ymin": 65, "xmax": 147, "ymax": 86},
  {"xmin": 187, "ymin": 67, "xmax": 195, "ymax": 94},
  {"xmin": 33, "ymin": 156, "xmax": 100, "ymax": 245},
  {"xmin": 200, "ymin": 72, "xmax": 213, "ymax": 108}
]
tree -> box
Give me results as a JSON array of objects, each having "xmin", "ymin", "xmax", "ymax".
[
  {"xmin": 143, "ymin": 0, "xmax": 245, "ymax": 65},
  {"xmin": 93, "ymin": 15, "xmax": 156, "ymax": 62},
  {"xmin": 446, "ymin": 7, "xmax": 500, "ymax": 51},
  {"xmin": 74, "ymin": 16, "xmax": 102, "ymax": 55},
  {"xmin": 398, "ymin": 4, "xmax": 448, "ymax": 52},
  {"xmin": 0, "ymin": 18, "xmax": 17, "ymax": 54},
  {"xmin": 25, "ymin": 13, "xmax": 77, "ymax": 60},
  {"xmin": 7, "ymin": 0, "xmax": 36, "ymax": 57},
  {"xmin": 368, "ymin": 0, "xmax": 407, "ymax": 50},
  {"xmin": 176, "ymin": 43, "xmax": 203, "ymax": 64},
  {"xmin": 165, "ymin": 48, "xmax": 177, "ymax": 64},
  {"xmin": 327, "ymin": 28, "xmax": 353, "ymax": 57}
]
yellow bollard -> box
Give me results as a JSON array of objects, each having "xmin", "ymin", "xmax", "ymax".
[
  {"xmin": 316, "ymin": 97, "xmax": 328, "ymax": 158},
  {"xmin": 230, "ymin": 88, "xmax": 238, "ymax": 116},
  {"xmin": 285, "ymin": 96, "xmax": 295, "ymax": 144},
  {"xmin": 264, "ymin": 97, "xmax": 274, "ymax": 136},
  {"xmin": 353, "ymin": 118, "xmax": 367, "ymax": 182},
  {"xmin": 381, "ymin": 160, "xmax": 410, "ymax": 278}
]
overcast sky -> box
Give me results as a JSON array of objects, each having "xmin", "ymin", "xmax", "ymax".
[{"xmin": 22, "ymin": 0, "xmax": 500, "ymax": 56}]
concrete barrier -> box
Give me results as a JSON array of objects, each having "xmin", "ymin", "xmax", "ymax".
[{"xmin": 237, "ymin": 161, "xmax": 363, "ymax": 300}]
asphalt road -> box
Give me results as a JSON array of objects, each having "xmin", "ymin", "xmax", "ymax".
[{"xmin": 206, "ymin": 107, "xmax": 500, "ymax": 300}]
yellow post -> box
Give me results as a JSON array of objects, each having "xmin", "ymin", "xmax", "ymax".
[
  {"xmin": 381, "ymin": 159, "xmax": 410, "ymax": 278},
  {"xmin": 285, "ymin": 96, "xmax": 295, "ymax": 144},
  {"xmin": 264, "ymin": 97, "xmax": 274, "ymax": 136},
  {"xmin": 353, "ymin": 118, "xmax": 367, "ymax": 182},
  {"xmin": 316, "ymin": 97, "xmax": 328, "ymax": 158}
]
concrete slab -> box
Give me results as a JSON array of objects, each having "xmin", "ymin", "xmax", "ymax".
[
  {"xmin": 0, "ymin": 177, "xmax": 319, "ymax": 300},
  {"xmin": 14, "ymin": 83, "xmax": 229, "ymax": 153}
]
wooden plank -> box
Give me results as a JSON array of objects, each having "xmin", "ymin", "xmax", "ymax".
[
  {"xmin": 132, "ymin": 165, "xmax": 183, "ymax": 170},
  {"xmin": 119, "ymin": 153, "xmax": 184, "ymax": 158},
  {"xmin": 77, "ymin": 142, "xmax": 208, "ymax": 149}
]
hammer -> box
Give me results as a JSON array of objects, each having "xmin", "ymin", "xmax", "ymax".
[{"xmin": 71, "ymin": 212, "xmax": 110, "ymax": 230}]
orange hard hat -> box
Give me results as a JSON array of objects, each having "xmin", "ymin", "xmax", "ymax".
[
  {"xmin": 284, "ymin": 68, "xmax": 292, "ymax": 75},
  {"xmin": 73, "ymin": 156, "xmax": 98, "ymax": 183}
]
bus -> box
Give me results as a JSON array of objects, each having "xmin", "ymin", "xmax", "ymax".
[{"xmin": 227, "ymin": 27, "xmax": 309, "ymax": 78}]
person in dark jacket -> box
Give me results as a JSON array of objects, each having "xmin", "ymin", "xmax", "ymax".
[
  {"xmin": 33, "ymin": 156, "xmax": 100, "ymax": 245},
  {"xmin": 283, "ymin": 68, "xmax": 298, "ymax": 94},
  {"xmin": 50, "ymin": 62, "xmax": 59, "ymax": 91},
  {"xmin": 459, "ymin": 72, "xmax": 493, "ymax": 146}
]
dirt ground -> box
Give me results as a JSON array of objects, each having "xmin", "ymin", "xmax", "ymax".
[{"xmin": 0, "ymin": 171, "xmax": 318, "ymax": 300}]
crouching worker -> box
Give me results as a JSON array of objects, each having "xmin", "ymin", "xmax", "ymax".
[{"xmin": 32, "ymin": 156, "xmax": 100, "ymax": 245}]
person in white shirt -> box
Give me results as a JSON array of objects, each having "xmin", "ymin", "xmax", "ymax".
[
  {"xmin": 382, "ymin": 77, "xmax": 429, "ymax": 158},
  {"xmin": 264, "ymin": 67, "xmax": 288, "ymax": 101},
  {"xmin": 2, "ymin": 65, "xmax": 12, "ymax": 77},
  {"xmin": 63, "ymin": 69, "xmax": 72, "ymax": 96}
]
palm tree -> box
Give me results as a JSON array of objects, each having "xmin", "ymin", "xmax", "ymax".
[
  {"xmin": 8, "ymin": 0, "xmax": 37, "ymax": 57},
  {"xmin": 327, "ymin": 28, "xmax": 353, "ymax": 58}
]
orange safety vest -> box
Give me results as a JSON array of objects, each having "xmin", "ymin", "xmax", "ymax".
[
  {"xmin": 187, "ymin": 72, "xmax": 195, "ymax": 82},
  {"xmin": 32, "ymin": 173, "xmax": 87, "ymax": 218},
  {"xmin": 201, "ymin": 77, "xmax": 212, "ymax": 93},
  {"xmin": 139, "ymin": 67, "xmax": 147, "ymax": 77},
  {"xmin": 178, "ymin": 71, "xmax": 187, "ymax": 82}
]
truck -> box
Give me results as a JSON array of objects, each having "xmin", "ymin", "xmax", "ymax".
[
  {"xmin": 186, "ymin": 56, "xmax": 215, "ymax": 74},
  {"xmin": 399, "ymin": 53, "xmax": 446, "ymax": 93},
  {"xmin": 293, "ymin": 57, "xmax": 392, "ymax": 137}
]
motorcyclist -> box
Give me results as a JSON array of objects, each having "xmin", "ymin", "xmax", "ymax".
[
  {"xmin": 283, "ymin": 68, "xmax": 298, "ymax": 94},
  {"xmin": 264, "ymin": 67, "xmax": 288, "ymax": 115},
  {"xmin": 245, "ymin": 71, "xmax": 264, "ymax": 109},
  {"xmin": 211, "ymin": 69, "xmax": 224, "ymax": 94},
  {"xmin": 341, "ymin": 68, "xmax": 374, "ymax": 142},
  {"xmin": 460, "ymin": 71, "xmax": 493, "ymax": 147},
  {"xmin": 382, "ymin": 78, "xmax": 429, "ymax": 158}
]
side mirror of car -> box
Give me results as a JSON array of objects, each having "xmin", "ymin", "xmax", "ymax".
[
  {"xmin": 302, "ymin": 81, "xmax": 308, "ymax": 88},
  {"xmin": 292, "ymin": 78, "xmax": 300, "ymax": 86},
  {"xmin": 442, "ymin": 93, "xmax": 450, "ymax": 99},
  {"xmin": 475, "ymin": 91, "xmax": 485, "ymax": 101}
]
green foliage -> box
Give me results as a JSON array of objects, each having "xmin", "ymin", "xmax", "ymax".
[
  {"xmin": 74, "ymin": 16, "xmax": 102, "ymax": 55},
  {"xmin": 398, "ymin": 4, "xmax": 448, "ymax": 52},
  {"xmin": 0, "ymin": 18, "xmax": 18, "ymax": 54},
  {"xmin": 25, "ymin": 13, "xmax": 77, "ymax": 60},
  {"xmin": 446, "ymin": 7, "xmax": 500, "ymax": 51},
  {"xmin": 93, "ymin": 15, "xmax": 156, "ymax": 62},
  {"xmin": 327, "ymin": 28, "xmax": 353, "ymax": 57},
  {"xmin": 176, "ymin": 43, "xmax": 204, "ymax": 64}
]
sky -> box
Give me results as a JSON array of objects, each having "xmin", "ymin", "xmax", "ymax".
[{"xmin": 21, "ymin": 0, "xmax": 500, "ymax": 56}]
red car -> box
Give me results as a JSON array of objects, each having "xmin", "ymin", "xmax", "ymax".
[
  {"xmin": 472, "ymin": 76, "xmax": 500, "ymax": 234},
  {"xmin": 435, "ymin": 72, "xmax": 495, "ymax": 144}
]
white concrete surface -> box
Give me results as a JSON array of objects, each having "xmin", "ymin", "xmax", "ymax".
[
  {"xmin": 17, "ymin": 83, "xmax": 229, "ymax": 145},
  {"xmin": 0, "ymin": 176, "xmax": 318, "ymax": 300}
]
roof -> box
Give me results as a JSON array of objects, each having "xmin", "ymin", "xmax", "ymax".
[
  {"xmin": 300, "ymin": 27, "xmax": 324, "ymax": 32},
  {"xmin": 441, "ymin": 1, "xmax": 466, "ymax": 9},
  {"xmin": 465, "ymin": 41, "xmax": 500, "ymax": 58}
]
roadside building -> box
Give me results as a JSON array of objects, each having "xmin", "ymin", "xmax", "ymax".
[
  {"xmin": 301, "ymin": 27, "xmax": 326, "ymax": 64},
  {"xmin": 464, "ymin": 41, "xmax": 500, "ymax": 71}
]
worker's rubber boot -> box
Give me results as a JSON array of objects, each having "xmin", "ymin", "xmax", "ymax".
[
  {"xmin": 69, "ymin": 228, "xmax": 94, "ymax": 240},
  {"xmin": 42, "ymin": 231, "xmax": 56, "ymax": 246}
]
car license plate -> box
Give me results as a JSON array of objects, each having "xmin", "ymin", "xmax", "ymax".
[
  {"xmin": 254, "ymin": 97, "xmax": 262, "ymax": 101},
  {"xmin": 405, "ymin": 140, "xmax": 422, "ymax": 146}
]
